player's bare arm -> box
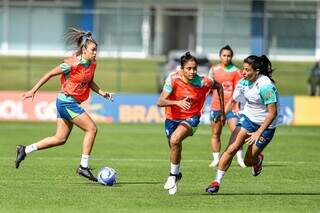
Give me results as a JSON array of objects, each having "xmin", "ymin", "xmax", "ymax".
[{"xmin": 22, "ymin": 66, "xmax": 64, "ymax": 101}]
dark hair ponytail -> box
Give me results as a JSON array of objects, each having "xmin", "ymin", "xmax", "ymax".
[
  {"xmin": 244, "ymin": 54, "xmax": 275, "ymax": 83},
  {"xmin": 219, "ymin": 45, "xmax": 234, "ymax": 57},
  {"xmin": 64, "ymin": 27, "xmax": 97, "ymax": 56},
  {"xmin": 180, "ymin": 51, "xmax": 198, "ymax": 68}
]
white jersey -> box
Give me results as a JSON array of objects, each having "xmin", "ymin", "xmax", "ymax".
[{"xmin": 233, "ymin": 75, "xmax": 280, "ymax": 128}]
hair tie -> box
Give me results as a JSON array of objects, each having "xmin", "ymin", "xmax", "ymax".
[{"xmin": 80, "ymin": 35, "xmax": 89, "ymax": 46}]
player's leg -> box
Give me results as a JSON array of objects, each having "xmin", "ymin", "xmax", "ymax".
[
  {"xmin": 206, "ymin": 127, "xmax": 248, "ymax": 194},
  {"xmin": 209, "ymin": 111, "xmax": 223, "ymax": 167},
  {"xmin": 164, "ymin": 116, "xmax": 199, "ymax": 195},
  {"xmin": 35, "ymin": 118, "xmax": 73, "ymax": 150},
  {"xmin": 72, "ymin": 112, "xmax": 98, "ymax": 182},
  {"xmin": 164, "ymin": 123, "xmax": 192, "ymax": 194},
  {"xmin": 15, "ymin": 118, "xmax": 73, "ymax": 169},
  {"xmin": 244, "ymin": 128, "xmax": 276, "ymax": 176},
  {"xmin": 245, "ymin": 143, "xmax": 264, "ymax": 176},
  {"xmin": 169, "ymin": 123, "xmax": 192, "ymax": 165},
  {"xmin": 227, "ymin": 115, "xmax": 246, "ymax": 168},
  {"xmin": 218, "ymin": 127, "xmax": 247, "ymax": 171}
]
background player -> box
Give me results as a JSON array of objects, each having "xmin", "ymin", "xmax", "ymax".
[{"xmin": 208, "ymin": 45, "xmax": 245, "ymax": 168}]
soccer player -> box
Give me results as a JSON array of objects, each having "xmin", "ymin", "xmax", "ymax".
[
  {"xmin": 15, "ymin": 28, "xmax": 113, "ymax": 182},
  {"xmin": 157, "ymin": 52, "xmax": 224, "ymax": 195},
  {"xmin": 208, "ymin": 45, "xmax": 246, "ymax": 168},
  {"xmin": 206, "ymin": 55, "xmax": 279, "ymax": 194}
]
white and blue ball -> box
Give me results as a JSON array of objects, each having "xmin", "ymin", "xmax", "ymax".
[{"xmin": 97, "ymin": 167, "xmax": 117, "ymax": 186}]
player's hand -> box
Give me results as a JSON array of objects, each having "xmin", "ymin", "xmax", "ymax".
[
  {"xmin": 245, "ymin": 131, "xmax": 261, "ymax": 145},
  {"xmin": 103, "ymin": 91, "xmax": 114, "ymax": 102},
  {"xmin": 177, "ymin": 96, "xmax": 191, "ymax": 110},
  {"xmin": 22, "ymin": 90, "xmax": 35, "ymax": 101}
]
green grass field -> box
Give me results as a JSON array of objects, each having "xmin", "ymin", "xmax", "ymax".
[
  {"xmin": 0, "ymin": 122, "xmax": 319, "ymax": 213},
  {"xmin": 0, "ymin": 56, "xmax": 314, "ymax": 95}
]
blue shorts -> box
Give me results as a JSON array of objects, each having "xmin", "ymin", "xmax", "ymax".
[
  {"xmin": 210, "ymin": 110, "xmax": 238, "ymax": 121},
  {"xmin": 236, "ymin": 114, "xmax": 276, "ymax": 149},
  {"xmin": 56, "ymin": 98, "xmax": 85, "ymax": 121},
  {"xmin": 164, "ymin": 116, "xmax": 200, "ymax": 139}
]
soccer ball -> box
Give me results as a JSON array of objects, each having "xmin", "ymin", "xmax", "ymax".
[{"xmin": 97, "ymin": 167, "xmax": 117, "ymax": 186}]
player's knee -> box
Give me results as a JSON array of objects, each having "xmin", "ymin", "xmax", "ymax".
[
  {"xmin": 170, "ymin": 136, "xmax": 181, "ymax": 148},
  {"xmin": 55, "ymin": 136, "xmax": 67, "ymax": 145},
  {"xmin": 225, "ymin": 145, "xmax": 238, "ymax": 156},
  {"xmin": 87, "ymin": 125, "xmax": 98, "ymax": 135},
  {"xmin": 211, "ymin": 133, "xmax": 220, "ymax": 140}
]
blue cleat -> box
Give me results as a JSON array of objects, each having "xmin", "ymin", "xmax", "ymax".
[{"xmin": 206, "ymin": 181, "xmax": 220, "ymax": 194}]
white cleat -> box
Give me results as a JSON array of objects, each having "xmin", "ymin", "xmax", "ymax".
[
  {"xmin": 164, "ymin": 176, "xmax": 176, "ymax": 189},
  {"xmin": 168, "ymin": 184, "xmax": 178, "ymax": 195},
  {"xmin": 237, "ymin": 158, "xmax": 246, "ymax": 168},
  {"xmin": 164, "ymin": 173, "xmax": 182, "ymax": 195},
  {"xmin": 209, "ymin": 159, "xmax": 219, "ymax": 167}
]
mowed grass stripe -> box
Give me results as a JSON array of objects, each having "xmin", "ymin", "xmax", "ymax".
[{"xmin": 0, "ymin": 122, "xmax": 319, "ymax": 213}]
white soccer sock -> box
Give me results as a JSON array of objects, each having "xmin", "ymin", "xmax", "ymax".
[
  {"xmin": 170, "ymin": 163, "xmax": 180, "ymax": 175},
  {"xmin": 214, "ymin": 169, "xmax": 226, "ymax": 184},
  {"xmin": 212, "ymin": 152, "xmax": 220, "ymax": 161},
  {"xmin": 25, "ymin": 144, "xmax": 38, "ymax": 154},
  {"xmin": 80, "ymin": 154, "xmax": 90, "ymax": 168},
  {"xmin": 236, "ymin": 150, "xmax": 243, "ymax": 160}
]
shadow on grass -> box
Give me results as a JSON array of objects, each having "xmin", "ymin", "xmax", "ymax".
[
  {"xmin": 70, "ymin": 181, "xmax": 162, "ymax": 186},
  {"xmin": 117, "ymin": 181, "xmax": 162, "ymax": 185},
  {"xmin": 230, "ymin": 164, "xmax": 286, "ymax": 168},
  {"xmin": 262, "ymin": 164, "xmax": 287, "ymax": 167},
  {"xmin": 201, "ymin": 192, "xmax": 320, "ymax": 196}
]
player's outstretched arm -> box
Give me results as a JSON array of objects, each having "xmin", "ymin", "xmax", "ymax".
[
  {"xmin": 22, "ymin": 66, "xmax": 63, "ymax": 101},
  {"xmin": 89, "ymin": 80, "xmax": 113, "ymax": 101}
]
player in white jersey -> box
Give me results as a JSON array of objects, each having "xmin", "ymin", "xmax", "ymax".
[{"xmin": 205, "ymin": 55, "xmax": 279, "ymax": 194}]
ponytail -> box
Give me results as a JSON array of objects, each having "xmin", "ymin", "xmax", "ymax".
[
  {"xmin": 64, "ymin": 27, "xmax": 97, "ymax": 56},
  {"xmin": 244, "ymin": 55, "xmax": 275, "ymax": 83},
  {"xmin": 180, "ymin": 51, "xmax": 198, "ymax": 68},
  {"xmin": 219, "ymin": 45, "xmax": 234, "ymax": 57}
]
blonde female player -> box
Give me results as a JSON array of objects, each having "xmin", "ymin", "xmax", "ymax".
[{"xmin": 15, "ymin": 28, "xmax": 113, "ymax": 182}]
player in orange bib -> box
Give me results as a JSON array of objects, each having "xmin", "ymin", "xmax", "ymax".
[
  {"xmin": 15, "ymin": 28, "xmax": 113, "ymax": 182},
  {"xmin": 157, "ymin": 52, "xmax": 224, "ymax": 195},
  {"xmin": 208, "ymin": 45, "xmax": 246, "ymax": 168}
]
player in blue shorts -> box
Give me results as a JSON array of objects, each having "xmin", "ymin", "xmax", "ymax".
[
  {"xmin": 206, "ymin": 55, "xmax": 280, "ymax": 194},
  {"xmin": 158, "ymin": 52, "xmax": 224, "ymax": 195},
  {"xmin": 15, "ymin": 28, "xmax": 113, "ymax": 182}
]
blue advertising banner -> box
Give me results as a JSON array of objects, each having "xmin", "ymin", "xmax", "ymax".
[
  {"xmin": 89, "ymin": 93, "xmax": 164, "ymax": 123},
  {"xmin": 278, "ymin": 96, "xmax": 294, "ymax": 125},
  {"xmin": 89, "ymin": 93, "xmax": 294, "ymax": 125}
]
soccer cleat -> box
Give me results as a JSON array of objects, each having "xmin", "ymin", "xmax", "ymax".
[
  {"xmin": 164, "ymin": 172, "xmax": 182, "ymax": 195},
  {"xmin": 237, "ymin": 157, "xmax": 247, "ymax": 168},
  {"xmin": 209, "ymin": 159, "xmax": 219, "ymax": 167},
  {"xmin": 76, "ymin": 165, "xmax": 98, "ymax": 182},
  {"xmin": 15, "ymin": 145, "xmax": 26, "ymax": 169},
  {"xmin": 252, "ymin": 154, "xmax": 264, "ymax": 176},
  {"xmin": 206, "ymin": 181, "xmax": 220, "ymax": 194},
  {"xmin": 168, "ymin": 184, "xmax": 178, "ymax": 195}
]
